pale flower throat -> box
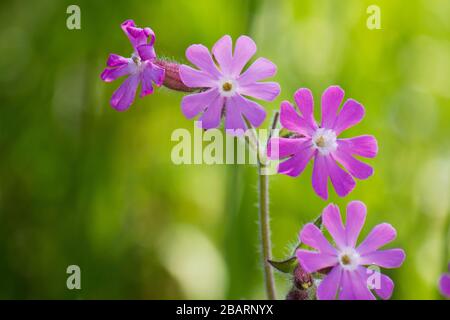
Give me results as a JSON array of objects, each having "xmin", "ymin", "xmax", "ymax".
[
  {"xmin": 130, "ymin": 53, "xmax": 145, "ymax": 74},
  {"xmin": 312, "ymin": 128, "xmax": 337, "ymax": 155},
  {"xmin": 218, "ymin": 78, "xmax": 238, "ymax": 97},
  {"xmin": 338, "ymin": 247, "xmax": 360, "ymax": 271}
]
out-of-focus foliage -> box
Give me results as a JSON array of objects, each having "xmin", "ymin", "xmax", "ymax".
[{"xmin": 0, "ymin": 0, "xmax": 449, "ymax": 299}]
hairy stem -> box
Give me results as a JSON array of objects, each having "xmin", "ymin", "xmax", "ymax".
[
  {"xmin": 243, "ymin": 113, "xmax": 279, "ymax": 300},
  {"xmin": 258, "ymin": 163, "xmax": 276, "ymax": 300},
  {"xmin": 258, "ymin": 112, "xmax": 279, "ymax": 300}
]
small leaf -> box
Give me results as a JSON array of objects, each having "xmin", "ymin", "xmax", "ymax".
[
  {"xmin": 268, "ymin": 256, "xmax": 298, "ymax": 274},
  {"xmin": 313, "ymin": 214, "xmax": 323, "ymax": 229}
]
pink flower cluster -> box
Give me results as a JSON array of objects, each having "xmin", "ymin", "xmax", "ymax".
[{"xmin": 100, "ymin": 20, "xmax": 414, "ymax": 301}]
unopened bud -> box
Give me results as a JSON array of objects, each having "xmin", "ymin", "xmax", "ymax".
[
  {"xmin": 293, "ymin": 265, "xmax": 313, "ymax": 290},
  {"xmin": 286, "ymin": 288, "xmax": 309, "ymax": 300}
]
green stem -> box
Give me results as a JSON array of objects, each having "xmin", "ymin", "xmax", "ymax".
[
  {"xmin": 258, "ymin": 163, "xmax": 276, "ymax": 300},
  {"xmin": 244, "ymin": 112, "xmax": 279, "ymax": 300}
]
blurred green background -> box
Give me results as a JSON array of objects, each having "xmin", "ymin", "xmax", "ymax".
[{"xmin": 0, "ymin": 0, "xmax": 449, "ymax": 299}]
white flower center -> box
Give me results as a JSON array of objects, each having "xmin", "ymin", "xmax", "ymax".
[
  {"xmin": 129, "ymin": 53, "xmax": 145, "ymax": 74},
  {"xmin": 218, "ymin": 78, "xmax": 238, "ymax": 97},
  {"xmin": 312, "ymin": 128, "xmax": 337, "ymax": 155},
  {"xmin": 338, "ymin": 247, "xmax": 360, "ymax": 271}
]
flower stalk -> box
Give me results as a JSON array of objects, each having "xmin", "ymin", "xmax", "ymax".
[
  {"xmin": 258, "ymin": 161, "xmax": 276, "ymax": 300},
  {"xmin": 253, "ymin": 112, "xmax": 279, "ymax": 300}
]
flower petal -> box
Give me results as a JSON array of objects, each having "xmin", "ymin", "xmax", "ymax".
[
  {"xmin": 121, "ymin": 20, "xmax": 154, "ymax": 50},
  {"xmin": 231, "ymin": 35, "xmax": 256, "ymax": 76},
  {"xmin": 293, "ymin": 88, "xmax": 318, "ymax": 131},
  {"xmin": 299, "ymin": 223, "xmax": 337, "ymax": 255},
  {"xmin": 137, "ymin": 44, "xmax": 156, "ymax": 61},
  {"xmin": 186, "ymin": 44, "xmax": 221, "ymax": 79},
  {"xmin": 332, "ymin": 147, "xmax": 374, "ymax": 179},
  {"xmin": 179, "ymin": 64, "xmax": 216, "ymax": 88},
  {"xmin": 345, "ymin": 201, "xmax": 367, "ymax": 248},
  {"xmin": 106, "ymin": 54, "xmax": 129, "ymax": 67},
  {"xmin": 317, "ymin": 265, "xmax": 342, "ymax": 300},
  {"xmin": 296, "ymin": 249, "xmax": 338, "ymax": 273},
  {"xmin": 439, "ymin": 274, "xmax": 450, "ymax": 297},
  {"xmin": 360, "ymin": 249, "xmax": 406, "ymax": 268},
  {"xmin": 231, "ymin": 94, "xmax": 266, "ymax": 128},
  {"xmin": 140, "ymin": 78, "xmax": 153, "ymax": 97},
  {"xmin": 212, "ymin": 35, "xmax": 233, "ymax": 75},
  {"xmin": 353, "ymin": 267, "xmax": 394, "ymax": 299},
  {"xmin": 338, "ymin": 270, "xmax": 354, "ymax": 299},
  {"xmin": 239, "ymin": 82, "xmax": 280, "ymax": 101},
  {"xmin": 225, "ymin": 96, "xmax": 247, "ymax": 132},
  {"xmin": 375, "ymin": 273, "xmax": 394, "ymax": 300},
  {"xmin": 339, "ymin": 269, "xmax": 375, "ymax": 300},
  {"xmin": 321, "ymin": 85, "xmax": 344, "ymax": 129},
  {"xmin": 152, "ymin": 63, "xmax": 165, "ymax": 86},
  {"xmin": 337, "ymin": 135, "xmax": 378, "ymax": 158},
  {"xmin": 280, "ymin": 101, "xmax": 315, "ymax": 136},
  {"xmin": 333, "ymin": 99, "xmax": 365, "ymax": 135},
  {"xmin": 238, "ymin": 57, "xmax": 277, "ymax": 85},
  {"xmin": 121, "ymin": 19, "xmax": 136, "ymax": 31},
  {"xmin": 140, "ymin": 63, "xmax": 164, "ymax": 97},
  {"xmin": 352, "ymin": 267, "xmax": 376, "ymax": 300},
  {"xmin": 181, "ymin": 88, "xmax": 219, "ymax": 119},
  {"xmin": 312, "ymin": 153, "xmax": 329, "ymax": 200},
  {"xmin": 268, "ymin": 137, "xmax": 311, "ymax": 159},
  {"xmin": 357, "ymin": 223, "xmax": 397, "ymax": 255},
  {"xmin": 277, "ymin": 147, "xmax": 315, "ymax": 177},
  {"xmin": 198, "ymin": 94, "xmax": 225, "ymax": 129},
  {"xmin": 327, "ymin": 156, "xmax": 356, "ymax": 197},
  {"xmin": 322, "ymin": 203, "xmax": 346, "ymax": 249},
  {"xmin": 110, "ymin": 74, "xmax": 140, "ymax": 111},
  {"xmin": 101, "ymin": 64, "xmax": 131, "ymax": 82}
]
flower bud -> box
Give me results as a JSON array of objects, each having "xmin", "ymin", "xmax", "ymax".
[
  {"xmin": 286, "ymin": 288, "xmax": 309, "ymax": 300},
  {"xmin": 293, "ymin": 265, "xmax": 313, "ymax": 290}
]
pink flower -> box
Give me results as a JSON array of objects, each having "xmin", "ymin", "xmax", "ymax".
[
  {"xmin": 179, "ymin": 35, "xmax": 280, "ymax": 131},
  {"xmin": 101, "ymin": 20, "xmax": 164, "ymax": 111},
  {"xmin": 297, "ymin": 201, "xmax": 406, "ymax": 300},
  {"xmin": 268, "ymin": 86, "xmax": 378, "ymax": 200},
  {"xmin": 440, "ymin": 264, "xmax": 450, "ymax": 298}
]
